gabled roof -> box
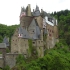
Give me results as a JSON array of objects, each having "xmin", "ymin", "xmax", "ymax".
[
  {"xmin": 0, "ymin": 43, "xmax": 6, "ymax": 48},
  {"xmin": 3, "ymin": 36, "xmax": 9, "ymax": 47},
  {"xmin": 28, "ymin": 18, "xmax": 39, "ymax": 30},
  {"xmin": 36, "ymin": 26, "xmax": 41, "ymax": 36},
  {"xmin": 18, "ymin": 26, "xmax": 30, "ymax": 39},
  {"xmin": 32, "ymin": 5, "xmax": 40, "ymax": 17},
  {"xmin": 35, "ymin": 5, "xmax": 39, "ymax": 11},
  {"xmin": 32, "ymin": 26, "xmax": 41, "ymax": 40},
  {"xmin": 30, "ymin": 19, "xmax": 38, "ymax": 26},
  {"xmin": 28, "ymin": 18, "xmax": 41, "ymax": 40}
]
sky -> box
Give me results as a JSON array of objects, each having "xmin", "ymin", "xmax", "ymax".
[{"xmin": 0, "ymin": 0, "xmax": 70, "ymax": 26}]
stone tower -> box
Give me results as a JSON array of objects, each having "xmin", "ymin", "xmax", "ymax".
[
  {"xmin": 20, "ymin": 6, "xmax": 33, "ymax": 29},
  {"xmin": 26, "ymin": 4, "xmax": 32, "ymax": 16}
]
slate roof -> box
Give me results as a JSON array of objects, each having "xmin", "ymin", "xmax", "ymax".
[
  {"xmin": 0, "ymin": 43, "xmax": 6, "ymax": 48},
  {"xmin": 3, "ymin": 36, "xmax": 9, "ymax": 47},
  {"xmin": 30, "ymin": 19, "xmax": 38, "ymax": 26},
  {"xmin": 32, "ymin": 26, "xmax": 41, "ymax": 40},
  {"xmin": 28, "ymin": 18, "xmax": 41, "ymax": 40},
  {"xmin": 32, "ymin": 5, "xmax": 40, "ymax": 16},
  {"xmin": 21, "ymin": 7, "xmax": 26, "ymax": 13},
  {"xmin": 18, "ymin": 26, "xmax": 30, "ymax": 39}
]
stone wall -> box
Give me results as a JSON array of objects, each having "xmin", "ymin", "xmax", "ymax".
[
  {"xmin": 35, "ymin": 16, "xmax": 43, "ymax": 29},
  {"xmin": 46, "ymin": 23, "xmax": 58, "ymax": 49},
  {"xmin": 0, "ymin": 53, "xmax": 25, "ymax": 68},
  {"xmin": 5, "ymin": 53, "xmax": 19, "ymax": 68},
  {"xmin": 18, "ymin": 38, "xmax": 29, "ymax": 55},
  {"xmin": 20, "ymin": 16, "xmax": 33, "ymax": 29},
  {"xmin": 0, "ymin": 57, "xmax": 3, "ymax": 68},
  {"xmin": 11, "ymin": 28, "xmax": 19, "ymax": 53}
]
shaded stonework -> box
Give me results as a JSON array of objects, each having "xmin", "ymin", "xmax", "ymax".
[{"xmin": 0, "ymin": 53, "xmax": 20, "ymax": 68}]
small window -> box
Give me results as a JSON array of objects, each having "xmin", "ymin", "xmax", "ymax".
[
  {"xmin": 20, "ymin": 34, "xmax": 21, "ymax": 36},
  {"xmin": 22, "ymin": 26, "xmax": 24, "ymax": 27},
  {"xmin": 39, "ymin": 47, "xmax": 40, "ymax": 49},
  {"xmin": 52, "ymin": 31, "xmax": 54, "ymax": 33},
  {"xmin": 24, "ymin": 35, "xmax": 26, "ymax": 36},
  {"xmin": 33, "ymin": 31, "xmax": 34, "ymax": 32},
  {"xmin": 50, "ymin": 30, "xmax": 51, "ymax": 32},
  {"xmin": 41, "ymin": 41, "xmax": 43, "ymax": 42},
  {"xmin": 39, "ymin": 41, "xmax": 40, "ymax": 43},
  {"xmin": 49, "ymin": 34, "xmax": 51, "ymax": 36},
  {"xmin": 33, "ymin": 42, "xmax": 35, "ymax": 44}
]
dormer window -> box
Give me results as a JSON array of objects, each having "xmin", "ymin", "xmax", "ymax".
[
  {"xmin": 48, "ymin": 18, "xmax": 52, "ymax": 22},
  {"xmin": 49, "ymin": 34, "xmax": 51, "ymax": 36},
  {"xmin": 50, "ymin": 30, "xmax": 51, "ymax": 32},
  {"xmin": 22, "ymin": 26, "xmax": 24, "ymax": 27},
  {"xmin": 20, "ymin": 34, "xmax": 21, "ymax": 36},
  {"xmin": 24, "ymin": 35, "xmax": 26, "ymax": 36},
  {"xmin": 33, "ymin": 31, "xmax": 34, "ymax": 32}
]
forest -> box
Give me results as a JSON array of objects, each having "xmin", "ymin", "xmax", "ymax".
[{"xmin": 0, "ymin": 10, "xmax": 70, "ymax": 70}]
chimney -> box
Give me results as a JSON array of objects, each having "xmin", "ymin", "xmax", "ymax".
[
  {"xmin": 41, "ymin": 9, "xmax": 43, "ymax": 13},
  {"xmin": 27, "ymin": 4, "xmax": 31, "ymax": 16}
]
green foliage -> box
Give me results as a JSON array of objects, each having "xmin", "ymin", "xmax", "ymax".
[
  {"xmin": 6, "ymin": 48, "xmax": 10, "ymax": 53},
  {"xmin": 43, "ymin": 34, "xmax": 47, "ymax": 41},
  {"xmin": 28, "ymin": 39, "xmax": 33, "ymax": 55},
  {"xmin": 51, "ymin": 10, "xmax": 70, "ymax": 45},
  {"xmin": 26, "ymin": 61, "xmax": 41, "ymax": 70},
  {"xmin": 0, "ymin": 52, "xmax": 2, "ymax": 54},
  {"xmin": 0, "ymin": 24, "xmax": 19, "ymax": 43},
  {"xmin": 49, "ymin": 55, "xmax": 64, "ymax": 70},
  {"xmin": 0, "ymin": 10, "xmax": 70, "ymax": 70},
  {"xmin": 3, "ymin": 65, "xmax": 10, "ymax": 70},
  {"xmin": 16, "ymin": 54, "xmax": 26, "ymax": 70},
  {"xmin": 16, "ymin": 54, "xmax": 25, "ymax": 64}
]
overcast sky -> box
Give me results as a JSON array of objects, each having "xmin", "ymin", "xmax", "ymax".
[{"xmin": 0, "ymin": 0, "xmax": 70, "ymax": 25}]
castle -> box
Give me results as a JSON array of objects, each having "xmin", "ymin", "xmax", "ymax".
[{"xmin": 11, "ymin": 4, "xmax": 59, "ymax": 58}]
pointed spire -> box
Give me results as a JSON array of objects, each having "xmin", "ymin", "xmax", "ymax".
[
  {"xmin": 32, "ymin": 5, "xmax": 40, "ymax": 16},
  {"xmin": 35, "ymin": 5, "xmax": 39, "ymax": 11},
  {"xmin": 3, "ymin": 36, "xmax": 9, "ymax": 47},
  {"xmin": 21, "ymin": 7, "xmax": 26, "ymax": 13}
]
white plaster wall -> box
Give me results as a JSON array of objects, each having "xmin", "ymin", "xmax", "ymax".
[{"xmin": 45, "ymin": 16, "xmax": 54, "ymax": 26}]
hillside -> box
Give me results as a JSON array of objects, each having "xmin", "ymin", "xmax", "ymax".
[
  {"xmin": 0, "ymin": 24, "xmax": 19, "ymax": 43},
  {"xmin": 0, "ymin": 10, "xmax": 70, "ymax": 70}
]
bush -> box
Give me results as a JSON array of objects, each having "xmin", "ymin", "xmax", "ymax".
[{"xmin": 3, "ymin": 65, "xmax": 10, "ymax": 70}]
